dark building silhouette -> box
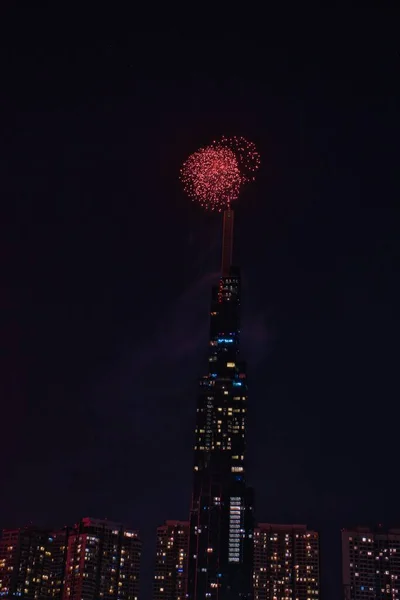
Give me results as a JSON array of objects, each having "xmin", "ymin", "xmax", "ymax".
[
  {"xmin": 254, "ymin": 524, "xmax": 320, "ymax": 600},
  {"xmin": 0, "ymin": 526, "xmax": 68, "ymax": 599},
  {"xmin": 342, "ymin": 527, "xmax": 400, "ymax": 600},
  {"xmin": 62, "ymin": 517, "xmax": 141, "ymax": 600},
  {"xmin": 186, "ymin": 210, "xmax": 255, "ymax": 600},
  {"xmin": 153, "ymin": 521, "xmax": 189, "ymax": 600}
]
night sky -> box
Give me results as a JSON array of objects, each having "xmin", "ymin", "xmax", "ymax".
[{"xmin": 1, "ymin": 8, "xmax": 399, "ymax": 600}]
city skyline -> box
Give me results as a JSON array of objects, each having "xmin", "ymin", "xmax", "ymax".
[{"xmin": 2, "ymin": 12, "xmax": 399, "ymax": 600}]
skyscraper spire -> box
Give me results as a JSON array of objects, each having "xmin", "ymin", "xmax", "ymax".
[{"xmin": 221, "ymin": 209, "xmax": 235, "ymax": 276}]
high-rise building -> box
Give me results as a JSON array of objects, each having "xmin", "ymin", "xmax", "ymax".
[
  {"xmin": 153, "ymin": 521, "xmax": 189, "ymax": 600},
  {"xmin": 253, "ymin": 524, "xmax": 320, "ymax": 600},
  {"xmin": 187, "ymin": 210, "xmax": 254, "ymax": 600},
  {"xmin": 0, "ymin": 526, "xmax": 67, "ymax": 599},
  {"xmin": 342, "ymin": 527, "xmax": 400, "ymax": 600},
  {"xmin": 62, "ymin": 517, "xmax": 141, "ymax": 600}
]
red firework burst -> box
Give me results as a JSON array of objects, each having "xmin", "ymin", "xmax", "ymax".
[
  {"xmin": 180, "ymin": 146, "xmax": 241, "ymax": 211},
  {"xmin": 180, "ymin": 136, "xmax": 260, "ymax": 211}
]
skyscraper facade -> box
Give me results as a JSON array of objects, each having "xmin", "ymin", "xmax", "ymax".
[
  {"xmin": 253, "ymin": 524, "xmax": 320, "ymax": 600},
  {"xmin": 187, "ymin": 210, "xmax": 254, "ymax": 600},
  {"xmin": 153, "ymin": 521, "xmax": 189, "ymax": 600},
  {"xmin": 62, "ymin": 517, "xmax": 141, "ymax": 600},
  {"xmin": 342, "ymin": 527, "xmax": 400, "ymax": 600}
]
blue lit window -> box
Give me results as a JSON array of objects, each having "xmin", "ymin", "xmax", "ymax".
[{"xmin": 233, "ymin": 381, "xmax": 242, "ymax": 387}]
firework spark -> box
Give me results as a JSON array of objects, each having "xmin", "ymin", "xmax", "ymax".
[
  {"xmin": 216, "ymin": 136, "xmax": 260, "ymax": 183},
  {"xmin": 180, "ymin": 136, "xmax": 260, "ymax": 211}
]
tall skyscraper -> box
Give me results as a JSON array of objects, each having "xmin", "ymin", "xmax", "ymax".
[
  {"xmin": 342, "ymin": 527, "xmax": 400, "ymax": 600},
  {"xmin": 62, "ymin": 517, "xmax": 141, "ymax": 600},
  {"xmin": 187, "ymin": 210, "xmax": 254, "ymax": 600},
  {"xmin": 253, "ymin": 524, "xmax": 320, "ymax": 600},
  {"xmin": 0, "ymin": 526, "xmax": 67, "ymax": 599},
  {"xmin": 153, "ymin": 521, "xmax": 189, "ymax": 600}
]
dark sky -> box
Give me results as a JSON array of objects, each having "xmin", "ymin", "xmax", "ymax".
[{"xmin": 1, "ymin": 7, "xmax": 399, "ymax": 600}]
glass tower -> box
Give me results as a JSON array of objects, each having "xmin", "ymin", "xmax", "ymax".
[{"xmin": 187, "ymin": 210, "xmax": 254, "ymax": 600}]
